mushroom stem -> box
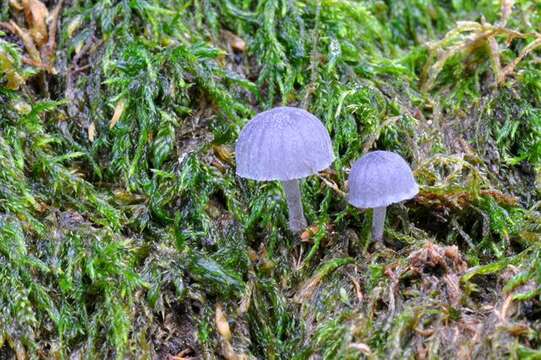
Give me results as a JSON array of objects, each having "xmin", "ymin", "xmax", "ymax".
[
  {"xmin": 281, "ymin": 179, "xmax": 307, "ymax": 233},
  {"xmin": 372, "ymin": 206, "xmax": 387, "ymax": 242}
]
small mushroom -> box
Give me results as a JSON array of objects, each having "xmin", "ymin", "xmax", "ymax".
[
  {"xmin": 236, "ymin": 106, "xmax": 334, "ymax": 232},
  {"xmin": 347, "ymin": 151, "xmax": 419, "ymax": 243}
]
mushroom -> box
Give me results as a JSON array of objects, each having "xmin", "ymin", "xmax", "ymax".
[
  {"xmin": 347, "ymin": 150, "xmax": 419, "ymax": 243},
  {"xmin": 235, "ymin": 106, "xmax": 334, "ymax": 232}
]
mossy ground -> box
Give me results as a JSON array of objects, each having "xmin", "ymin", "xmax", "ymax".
[{"xmin": 0, "ymin": 0, "xmax": 540, "ymax": 359}]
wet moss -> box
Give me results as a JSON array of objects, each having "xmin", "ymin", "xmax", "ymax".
[{"xmin": 0, "ymin": 0, "xmax": 540, "ymax": 358}]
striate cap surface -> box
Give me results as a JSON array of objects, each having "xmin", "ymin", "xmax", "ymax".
[
  {"xmin": 235, "ymin": 107, "xmax": 334, "ymax": 181},
  {"xmin": 347, "ymin": 150, "xmax": 419, "ymax": 208}
]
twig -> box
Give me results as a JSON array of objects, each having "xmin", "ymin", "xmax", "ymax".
[
  {"xmin": 500, "ymin": 293, "xmax": 514, "ymax": 321},
  {"xmin": 41, "ymin": 0, "xmax": 63, "ymax": 68},
  {"xmin": 347, "ymin": 272, "xmax": 364, "ymax": 303},
  {"xmin": 73, "ymin": 64, "xmax": 91, "ymax": 73},
  {"xmin": 12, "ymin": 20, "xmax": 41, "ymax": 62},
  {"xmin": 0, "ymin": 21, "xmax": 16, "ymax": 33},
  {"xmin": 317, "ymin": 173, "xmax": 346, "ymax": 197},
  {"xmin": 1, "ymin": 20, "xmax": 41, "ymax": 62},
  {"xmin": 498, "ymin": 35, "xmax": 541, "ymax": 85},
  {"xmin": 22, "ymin": 56, "xmax": 48, "ymax": 68}
]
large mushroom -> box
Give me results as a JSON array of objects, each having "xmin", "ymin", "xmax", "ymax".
[
  {"xmin": 347, "ymin": 151, "xmax": 419, "ymax": 243},
  {"xmin": 235, "ymin": 106, "xmax": 334, "ymax": 232}
]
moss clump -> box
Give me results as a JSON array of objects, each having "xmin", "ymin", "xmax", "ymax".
[{"xmin": 0, "ymin": 0, "xmax": 540, "ymax": 358}]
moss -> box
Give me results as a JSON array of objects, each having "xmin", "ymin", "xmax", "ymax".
[{"xmin": 0, "ymin": 0, "xmax": 540, "ymax": 358}]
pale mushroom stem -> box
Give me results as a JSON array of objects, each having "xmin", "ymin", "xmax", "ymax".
[
  {"xmin": 372, "ymin": 206, "xmax": 387, "ymax": 242},
  {"xmin": 281, "ymin": 179, "xmax": 307, "ymax": 233}
]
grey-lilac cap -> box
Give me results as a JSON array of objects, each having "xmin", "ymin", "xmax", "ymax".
[
  {"xmin": 347, "ymin": 150, "xmax": 419, "ymax": 208},
  {"xmin": 235, "ymin": 107, "xmax": 334, "ymax": 181}
]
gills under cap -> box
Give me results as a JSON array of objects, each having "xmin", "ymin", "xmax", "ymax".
[
  {"xmin": 235, "ymin": 107, "xmax": 334, "ymax": 181},
  {"xmin": 347, "ymin": 151, "xmax": 419, "ymax": 208}
]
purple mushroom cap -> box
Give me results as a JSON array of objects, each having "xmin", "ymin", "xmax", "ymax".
[
  {"xmin": 235, "ymin": 107, "xmax": 334, "ymax": 181},
  {"xmin": 347, "ymin": 151, "xmax": 419, "ymax": 208}
]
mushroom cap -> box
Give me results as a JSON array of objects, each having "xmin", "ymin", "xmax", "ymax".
[
  {"xmin": 347, "ymin": 150, "xmax": 419, "ymax": 208},
  {"xmin": 235, "ymin": 107, "xmax": 334, "ymax": 181}
]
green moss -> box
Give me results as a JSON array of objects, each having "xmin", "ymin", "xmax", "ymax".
[{"xmin": 0, "ymin": 0, "xmax": 540, "ymax": 358}]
